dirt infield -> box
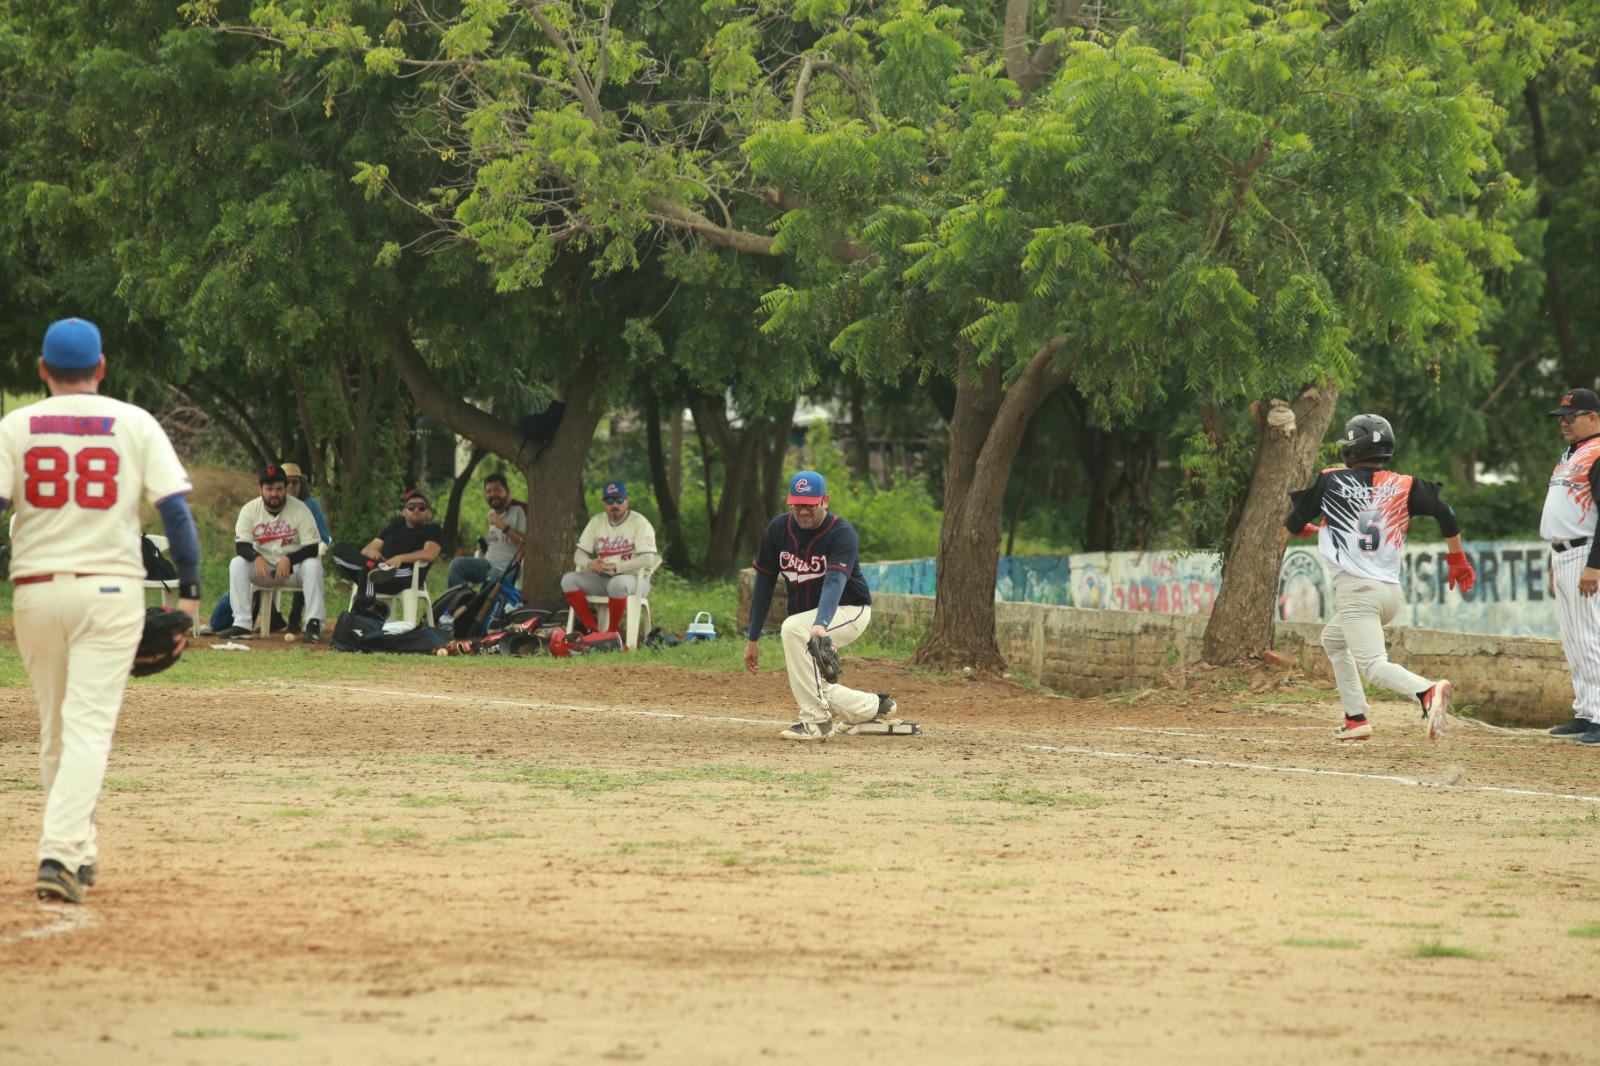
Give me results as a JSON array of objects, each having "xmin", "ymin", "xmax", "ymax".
[{"xmin": 2, "ymin": 657, "xmax": 1597, "ymax": 1064}]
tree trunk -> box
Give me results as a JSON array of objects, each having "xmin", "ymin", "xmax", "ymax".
[
  {"xmin": 913, "ymin": 340, "xmax": 1069, "ymax": 673},
  {"xmin": 1202, "ymin": 384, "xmax": 1341, "ymax": 664},
  {"xmin": 1524, "ymin": 81, "xmax": 1585, "ymax": 384},
  {"xmin": 644, "ymin": 393, "xmax": 693, "ymax": 572},
  {"xmin": 847, "ymin": 379, "xmax": 872, "ymax": 483},
  {"xmin": 440, "ymin": 445, "xmax": 487, "ymax": 558},
  {"xmin": 668, "ymin": 405, "xmax": 683, "ymax": 501},
  {"xmin": 693, "ymin": 398, "xmax": 763, "ymax": 575},
  {"xmin": 382, "ymin": 321, "xmax": 607, "ymax": 597}
]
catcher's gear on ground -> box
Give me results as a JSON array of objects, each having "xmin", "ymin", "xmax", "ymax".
[
  {"xmin": 807, "ymin": 633, "xmax": 842, "ymax": 684},
  {"xmin": 1339, "ymin": 413, "xmax": 1396, "ymax": 464},
  {"xmin": 132, "ymin": 606, "xmax": 192, "ymax": 677}
]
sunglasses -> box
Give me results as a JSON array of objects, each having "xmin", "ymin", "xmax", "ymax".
[
  {"xmin": 1558, "ymin": 413, "xmax": 1589, "ymax": 424},
  {"xmin": 603, "ymin": 497, "xmax": 626, "ymax": 504},
  {"xmin": 404, "ymin": 502, "xmax": 431, "ymax": 511}
]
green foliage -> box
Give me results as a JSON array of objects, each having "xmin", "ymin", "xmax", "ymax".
[{"xmin": 792, "ymin": 423, "xmax": 944, "ymax": 560}]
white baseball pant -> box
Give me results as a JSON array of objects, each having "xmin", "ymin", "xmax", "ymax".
[
  {"xmin": 1549, "ymin": 545, "xmax": 1600, "ymax": 723},
  {"xmin": 559, "ymin": 570, "xmax": 651, "ymax": 599},
  {"xmin": 228, "ymin": 556, "xmax": 326, "ymax": 629},
  {"xmin": 1321, "ymin": 573, "xmax": 1432, "ymax": 718},
  {"xmin": 782, "ymin": 605, "xmax": 881, "ymax": 726},
  {"xmin": 14, "ymin": 575, "xmax": 144, "ymax": 871}
]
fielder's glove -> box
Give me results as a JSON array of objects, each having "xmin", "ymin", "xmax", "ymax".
[
  {"xmin": 132, "ymin": 606, "xmax": 193, "ymax": 677},
  {"xmin": 807, "ymin": 633, "xmax": 843, "ymax": 684}
]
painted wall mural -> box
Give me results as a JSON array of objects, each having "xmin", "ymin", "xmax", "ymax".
[{"xmin": 859, "ymin": 541, "xmax": 1561, "ymax": 638}]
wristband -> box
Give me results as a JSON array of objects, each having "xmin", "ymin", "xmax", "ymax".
[{"xmin": 179, "ymin": 581, "xmax": 201, "ymax": 600}]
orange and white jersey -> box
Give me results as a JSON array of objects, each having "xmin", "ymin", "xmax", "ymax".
[
  {"xmin": 1540, "ymin": 436, "xmax": 1600, "ymax": 542},
  {"xmin": 1286, "ymin": 467, "xmax": 1459, "ymax": 585},
  {"xmin": 0, "ymin": 393, "xmax": 191, "ymax": 580}
]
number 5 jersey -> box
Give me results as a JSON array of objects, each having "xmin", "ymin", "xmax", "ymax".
[
  {"xmin": 1286, "ymin": 467, "xmax": 1461, "ymax": 584},
  {"xmin": 0, "ymin": 392, "xmax": 192, "ymax": 580}
]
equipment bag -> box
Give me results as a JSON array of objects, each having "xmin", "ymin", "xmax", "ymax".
[{"xmin": 330, "ymin": 610, "xmax": 451, "ymax": 655}]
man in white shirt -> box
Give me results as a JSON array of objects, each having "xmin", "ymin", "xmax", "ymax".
[
  {"xmin": 1541, "ymin": 388, "xmax": 1600, "ymax": 745},
  {"xmin": 220, "ymin": 464, "xmax": 326, "ymax": 641},
  {"xmin": 561, "ymin": 480, "xmax": 658, "ymax": 644}
]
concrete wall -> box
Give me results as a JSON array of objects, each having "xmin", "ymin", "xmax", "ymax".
[{"xmin": 738, "ymin": 570, "xmax": 1570, "ymax": 728}]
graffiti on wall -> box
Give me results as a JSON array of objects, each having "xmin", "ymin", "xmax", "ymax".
[{"xmin": 861, "ymin": 541, "xmax": 1562, "ymax": 638}]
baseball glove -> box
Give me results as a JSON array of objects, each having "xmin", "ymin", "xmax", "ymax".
[
  {"xmin": 132, "ymin": 607, "xmax": 193, "ymax": 677},
  {"xmin": 807, "ymin": 633, "xmax": 842, "ymax": 684}
]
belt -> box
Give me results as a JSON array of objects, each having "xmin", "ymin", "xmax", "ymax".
[
  {"xmin": 1551, "ymin": 537, "xmax": 1591, "ymax": 553},
  {"xmin": 13, "ymin": 573, "xmax": 100, "ymax": 585}
]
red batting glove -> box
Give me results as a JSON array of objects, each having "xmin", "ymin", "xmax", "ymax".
[{"xmin": 1446, "ymin": 550, "xmax": 1476, "ymax": 594}]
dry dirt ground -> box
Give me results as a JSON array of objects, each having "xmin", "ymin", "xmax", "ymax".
[{"xmin": 1, "ymin": 652, "xmax": 1597, "ymax": 1065}]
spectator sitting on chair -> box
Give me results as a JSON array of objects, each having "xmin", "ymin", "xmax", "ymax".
[
  {"xmin": 330, "ymin": 489, "xmax": 444, "ymax": 599},
  {"xmin": 217, "ymin": 465, "xmax": 326, "ymax": 641},
  {"xmin": 202, "ymin": 460, "xmax": 333, "ymax": 637},
  {"xmin": 447, "ymin": 472, "xmax": 526, "ymax": 588},
  {"xmin": 561, "ymin": 480, "xmax": 658, "ymax": 637}
]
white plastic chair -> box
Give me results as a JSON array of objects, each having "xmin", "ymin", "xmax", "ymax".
[
  {"xmin": 143, "ymin": 534, "xmax": 200, "ymax": 635},
  {"xmin": 565, "ymin": 565, "xmax": 654, "ymax": 650},
  {"xmin": 349, "ymin": 561, "xmax": 435, "ymax": 627},
  {"xmin": 251, "ymin": 542, "xmax": 329, "ymax": 637}
]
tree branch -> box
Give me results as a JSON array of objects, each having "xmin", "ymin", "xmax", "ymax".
[{"xmin": 791, "ymin": 57, "xmax": 877, "ymax": 129}]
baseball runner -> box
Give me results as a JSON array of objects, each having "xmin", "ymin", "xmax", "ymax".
[
  {"xmin": 0, "ymin": 318, "xmax": 201, "ymax": 903},
  {"xmin": 561, "ymin": 481, "xmax": 657, "ymax": 645},
  {"xmin": 1284, "ymin": 414, "xmax": 1475, "ymax": 741},
  {"xmin": 1541, "ymin": 388, "xmax": 1600, "ymax": 745},
  {"xmin": 743, "ymin": 470, "xmax": 918, "ymax": 740}
]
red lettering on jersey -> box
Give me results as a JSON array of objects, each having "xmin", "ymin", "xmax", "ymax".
[
  {"xmin": 252, "ymin": 518, "xmax": 300, "ymax": 546},
  {"xmin": 22, "ymin": 445, "xmax": 119, "ymax": 509},
  {"xmin": 28, "ymin": 415, "xmax": 115, "ymax": 436},
  {"xmin": 594, "ymin": 533, "xmax": 637, "ymax": 560}
]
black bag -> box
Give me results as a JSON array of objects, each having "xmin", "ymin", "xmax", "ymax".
[
  {"xmin": 142, "ymin": 536, "xmax": 177, "ymax": 582},
  {"xmin": 330, "ymin": 610, "xmax": 450, "ymax": 655}
]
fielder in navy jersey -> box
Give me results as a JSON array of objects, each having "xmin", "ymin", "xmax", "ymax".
[
  {"xmin": 744, "ymin": 470, "xmax": 917, "ymax": 740},
  {"xmin": 1284, "ymin": 414, "xmax": 1475, "ymax": 742}
]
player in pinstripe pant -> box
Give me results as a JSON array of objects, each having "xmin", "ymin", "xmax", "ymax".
[{"xmin": 1542, "ymin": 389, "xmax": 1600, "ymax": 745}]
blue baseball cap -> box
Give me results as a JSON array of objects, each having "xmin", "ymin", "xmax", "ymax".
[
  {"xmin": 41, "ymin": 318, "xmax": 103, "ymax": 370},
  {"xmin": 602, "ymin": 481, "xmax": 628, "ymax": 501},
  {"xmin": 786, "ymin": 470, "xmax": 826, "ymax": 504}
]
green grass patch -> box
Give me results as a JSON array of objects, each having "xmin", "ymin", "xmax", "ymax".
[
  {"xmin": 174, "ymin": 1029, "xmax": 297, "ymax": 1041},
  {"xmin": 1, "ymin": 780, "xmax": 42, "ymax": 792},
  {"xmin": 1567, "ymin": 922, "xmax": 1600, "ymax": 939},
  {"xmin": 103, "ymin": 778, "xmax": 161, "ymax": 792},
  {"xmin": 994, "ymin": 1016, "xmax": 1054, "ymax": 1033},
  {"xmin": 1405, "ymin": 939, "xmax": 1487, "ymax": 959},
  {"xmin": 446, "ymin": 830, "xmax": 525, "ymax": 846},
  {"xmin": 269, "ymin": 807, "xmax": 323, "ymax": 818},
  {"xmin": 361, "ymin": 826, "xmax": 424, "ymax": 845},
  {"xmin": 1283, "ymin": 937, "xmax": 1359, "ymax": 949},
  {"xmin": 977, "ymin": 783, "xmax": 1111, "ymax": 808}
]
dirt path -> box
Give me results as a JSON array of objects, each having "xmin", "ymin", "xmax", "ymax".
[{"xmin": 1, "ymin": 662, "xmax": 1596, "ymax": 1064}]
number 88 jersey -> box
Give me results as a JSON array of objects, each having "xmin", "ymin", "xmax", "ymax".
[
  {"xmin": 1287, "ymin": 467, "xmax": 1459, "ymax": 584},
  {"xmin": 0, "ymin": 392, "xmax": 192, "ymax": 580}
]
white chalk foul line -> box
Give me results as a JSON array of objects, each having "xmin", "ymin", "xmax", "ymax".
[
  {"xmin": 246, "ymin": 681, "xmax": 1600, "ymax": 807},
  {"xmin": 0, "ymin": 904, "xmax": 98, "ymax": 945}
]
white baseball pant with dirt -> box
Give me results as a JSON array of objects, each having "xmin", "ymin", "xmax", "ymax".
[
  {"xmin": 1549, "ymin": 545, "xmax": 1600, "ymax": 724},
  {"xmin": 1321, "ymin": 573, "xmax": 1432, "ymax": 718},
  {"xmin": 14, "ymin": 575, "xmax": 144, "ymax": 871},
  {"xmin": 782, "ymin": 605, "xmax": 880, "ymax": 726},
  {"xmin": 228, "ymin": 555, "xmax": 326, "ymax": 629}
]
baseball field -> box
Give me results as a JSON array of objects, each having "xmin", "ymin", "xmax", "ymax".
[{"xmin": 2, "ymin": 639, "xmax": 1597, "ymax": 1065}]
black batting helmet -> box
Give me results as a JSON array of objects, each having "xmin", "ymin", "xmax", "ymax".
[{"xmin": 1340, "ymin": 413, "xmax": 1395, "ymax": 464}]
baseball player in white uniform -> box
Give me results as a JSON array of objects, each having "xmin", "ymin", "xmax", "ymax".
[
  {"xmin": 1541, "ymin": 388, "xmax": 1600, "ymax": 744},
  {"xmin": 0, "ymin": 318, "xmax": 201, "ymax": 903},
  {"xmin": 1284, "ymin": 414, "xmax": 1475, "ymax": 741},
  {"xmin": 219, "ymin": 464, "xmax": 325, "ymax": 640},
  {"xmin": 561, "ymin": 481, "xmax": 658, "ymax": 645}
]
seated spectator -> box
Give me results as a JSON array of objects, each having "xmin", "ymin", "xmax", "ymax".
[
  {"xmin": 202, "ymin": 460, "xmax": 332, "ymax": 637},
  {"xmin": 448, "ymin": 472, "xmax": 526, "ymax": 588},
  {"xmin": 330, "ymin": 489, "xmax": 444, "ymax": 598},
  {"xmin": 561, "ymin": 480, "xmax": 658, "ymax": 639},
  {"xmin": 217, "ymin": 465, "xmax": 326, "ymax": 641}
]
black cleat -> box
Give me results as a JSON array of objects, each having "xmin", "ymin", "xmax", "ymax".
[
  {"xmin": 35, "ymin": 860, "xmax": 85, "ymax": 904},
  {"xmin": 304, "ymin": 619, "xmax": 323, "ymax": 644},
  {"xmin": 1549, "ymin": 717, "xmax": 1590, "ymax": 738}
]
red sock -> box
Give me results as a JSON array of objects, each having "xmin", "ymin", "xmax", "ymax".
[
  {"xmin": 607, "ymin": 596, "xmax": 629, "ymax": 636},
  {"xmin": 564, "ymin": 590, "xmax": 599, "ymax": 631}
]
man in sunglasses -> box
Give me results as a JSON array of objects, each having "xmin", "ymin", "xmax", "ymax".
[
  {"xmin": 331, "ymin": 490, "xmax": 444, "ymax": 600},
  {"xmin": 562, "ymin": 480, "xmax": 657, "ymax": 644},
  {"xmin": 744, "ymin": 471, "xmax": 917, "ymax": 741},
  {"xmin": 1543, "ymin": 388, "xmax": 1600, "ymax": 745}
]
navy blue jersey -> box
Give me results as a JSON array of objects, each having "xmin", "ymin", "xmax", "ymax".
[{"xmin": 752, "ymin": 512, "xmax": 872, "ymax": 615}]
